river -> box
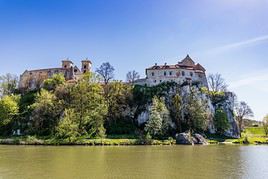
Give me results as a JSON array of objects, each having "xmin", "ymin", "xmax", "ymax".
[{"xmin": 0, "ymin": 145, "xmax": 268, "ymax": 179}]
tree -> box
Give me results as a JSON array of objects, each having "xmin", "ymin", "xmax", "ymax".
[
  {"xmin": 0, "ymin": 95, "xmax": 20, "ymax": 134},
  {"xmin": 184, "ymin": 89, "xmax": 208, "ymax": 133},
  {"xmin": 263, "ymin": 114, "xmax": 268, "ymax": 136},
  {"xmin": 126, "ymin": 70, "xmax": 140, "ymax": 84},
  {"xmin": 0, "ymin": 73, "xmax": 18, "ymax": 97},
  {"xmin": 171, "ymin": 94, "xmax": 183, "ymax": 133},
  {"xmin": 208, "ymin": 73, "xmax": 227, "ymax": 92},
  {"xmin": 56, "ymin": 109, "xmax": 80, "ymax": 142},
  {"xmin": 214, "ymin": 108, "xmax": 230, "ymax": 135},
  {"xmin": 70, "ymin": 73, "xmax": 107, "ymax": 138},
  {"xmin": 145, "ymin": 96, "xmax": 171, "ymax": 138},
  {"xmin": 105, "ymin": 81, "xmax": 135, "ymax": 134},
  {"xmin": 43, "ymin": 73, "xmax": 65, "ymax": 91},
  {"xmin": 235, "ymin": 101, "xmax": 254, "ymax": 133},
  {"xmin": 30, "ymin": 89, "xmax": 62, "ymax": 135},
  {"xmin": 96, "ymin": 62, "xmax": 115, "ymax": 85}
]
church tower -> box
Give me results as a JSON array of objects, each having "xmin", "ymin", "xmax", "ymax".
[
  {"xmin": 81, "ymin": 59, "xmax": 92, "ymax": 73},
  {"xmin": 62, "ymin": 59, "xmax": 73, "ymax": 69}
]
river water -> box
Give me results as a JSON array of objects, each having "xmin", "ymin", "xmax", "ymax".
[{"xmin": 0, "ymin": 145, "xmax": 268, "ymax": 179}]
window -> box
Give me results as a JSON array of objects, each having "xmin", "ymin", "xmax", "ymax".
[
  {"xmin": 74, "ymin": 69, "xmax": 78, "ymax": 73},
  {"xmin": 169, "ymin": 71, "xmax": 172, "ymax": 76},
  {"xmin": 83, "ymin": 70, "xmax": 87, "ymax": 73},
  {"xmin": 190, "ymin": 72, "xmax": 193, "ymax": 77},
  {"xmin": 84, "ymin": 65, "xmax": 87, "ymax": 69},
  {"xmin": 164, "ymin": 71, "xmax": 167, "ymax": 76},
  {"xmin": 152, "ymin": 72, "xmax": 155, "ymax": 76},
  {"xmin": 182, "ymin": 71, "xmax": 185, "ymax": 76},
  {"xmin": 160, "ymin": 80, "xmax": 162, "ymax": 83},
  {"xmin": 64, "ymin": 65, "xmax": 67, "ymax": 68},
  {"xmin": 154, "ymin": 80, "xmax": 157, "ymax": 83}
]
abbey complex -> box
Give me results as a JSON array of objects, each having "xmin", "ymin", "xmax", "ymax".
[
  {"xmin": 19, "ymin": 55, "xmax": 208, "ymax": 90},
  {"xmin": 11, "ymin": 54, "xmax": 241, "ymax": 141}
]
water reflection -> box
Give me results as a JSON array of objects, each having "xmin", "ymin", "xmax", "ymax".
[{"xmin": 0, "ymin": 145, "xmax": 268, "ymax": 179}]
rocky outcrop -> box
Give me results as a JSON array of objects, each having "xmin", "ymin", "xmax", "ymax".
[{"xmin": 176, "ymin": 132, "xmax": 208, "ymax": 145}]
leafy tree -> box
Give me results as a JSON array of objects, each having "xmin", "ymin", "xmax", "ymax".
[
  {"xmin": 214, "ymin": 108, "xmax": 230, "ymax": 135},
  {"xmin": 105, "ymin": 81, "xmax": 135, "ymax": 134},
  {"xmin": 184, "ymin": 89, "xmax": 208, "ymax": 133},
  {"xmin": 30, "ymin": 89, "xmax": 62, "ymax": 135},
  {"xmin": 145, "ymin": 96, "xmax": 171, "ymax": 138},
  {"xmin": 235, "ymin": 101, "xmax": 254, "ymax": 133},
  {"xmin": 263, "ymin": 114, "xmax": 268, "ymax": 136},
  {"xmin": 0, "ymin": 95, "xmax": 20, "ymax": 134},
  {"xmin": 126, "ymin": 70, "xmax": 140, "ymax": 84},
  {"xmin": 96, "ymin": 62, "xmax": 115, "ymax": 85},
  {"xmin": 70, "ymin": 73, "xmax": 107, "ymax": 138},
  {"xmin": 56, "ymin": 109, "xmax": 80, "ymax": 142},
  {"xmin": 43, "ymin": 73, "xmax": 65, "ymax": 91},
  {"xmin": 0, "ymin": 73, "xmax": 18, "ymax": 97},
  {"xmin": 171, "ymin": 94, "xmax": 183, "ymax": 133}
]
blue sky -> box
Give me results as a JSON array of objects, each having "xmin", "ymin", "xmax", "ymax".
[{"xmin": 0, "ymin": 0, "xmax": 268, "ymax": 120}]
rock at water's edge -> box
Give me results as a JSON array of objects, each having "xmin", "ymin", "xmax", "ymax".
[{"xmin": 176, "ymin": 132, "xmax": 208, "ymax": 145}]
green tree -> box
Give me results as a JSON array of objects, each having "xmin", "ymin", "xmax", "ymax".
[
  {"xmin": 56, "ymin": 109, "xmax": 80, "ymax": 142},
  {"xmin": 30, "ymin": 89, "xmax": 62, "ymax": 135},
  {"xmin": 70, "ymin": 73, "xmax": 107, "ymax": 138},
  {"xmin": 263, "ymin": 114, "xmax": 268, "ymax": 136},
  {"xmin": 214, "ymin": 108, "xmax": 230, "ymax": 135},
  {"xmin": 105, "ymin": 81, "xmax": 135, "ymax": 134},
  {"xmin": 43, "ymin": 73, "xmax": 65, "ymax": 91},
  {"xmin": 0, "ymin": 95, "xmax": 20, "ymax": 135},
  {"xmin": 184, "ymin": 89, "xmax": 208, "ymax": 133},
  {"xmin": 171, "ymin": 94, "xmax": 183, "ymax": 133},
  {"xmin": 145, "ymin": 96, "xmax": 171, "ymax": 138}
]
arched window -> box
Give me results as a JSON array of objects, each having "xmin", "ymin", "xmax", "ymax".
[
  {"xmin": 164, "ymin": 71, "xmax": 167, "ymax": 76},
  {"xmin": 190, "ymin": 72, "xmax": 193, "ymax": 77},
  {"xmin": 152, "ymin": 72, "xmax": 155, "ymax": 76},
  {"xmin": 182, "ymin": 71, "xmax": 185, "ymax": 76}
]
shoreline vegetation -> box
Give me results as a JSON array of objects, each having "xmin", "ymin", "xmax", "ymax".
[{"xmin": 1, "ymin": 127, "xmax": 267, "ymax": 146}]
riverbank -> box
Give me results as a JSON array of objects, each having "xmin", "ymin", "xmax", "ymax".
[{"xmin": 1, "ymin": 127, "xmax": 267, "ymax": 146}]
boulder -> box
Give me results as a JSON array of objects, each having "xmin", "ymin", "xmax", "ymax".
[
  {"xmin": 176, "ymin": 132, "xmax": 208, "ymax": 145},
  {"xmin": 176, "ymin": 133, "xmax": 193, "ymax": 145}
]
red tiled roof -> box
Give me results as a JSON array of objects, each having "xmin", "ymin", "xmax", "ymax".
[{"xmin": 146, "ymin": 55, "xmax": 206, "ymax": 72}]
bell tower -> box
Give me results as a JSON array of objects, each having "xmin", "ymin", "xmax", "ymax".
[
  {"xmin": 62, "ymin": 59, "xmax": 73, "ymax": 69},
  {"xmin": 81, "ymin": 59, "xmax": 92, "ymax": 73}
]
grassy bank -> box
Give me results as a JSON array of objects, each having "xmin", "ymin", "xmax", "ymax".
[
  {"xmin": 208, "ymin": 127, "xmax": 268, "ymax": 145},
  {"xmin": 0, "ymin": 136, "xmax": 176, "ymax": 146},
  {"xmin": 1, "ymin": 127, "xmax": 267, "ymax": 146}
]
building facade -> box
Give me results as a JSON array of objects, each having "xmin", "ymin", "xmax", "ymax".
[
  {"xmin": 135, "ymin": 55, "xmax": 208, "ymax": 87},
  {"xmin": 19, "ymin": 59, "xmax": 92, "ymax": 90}
]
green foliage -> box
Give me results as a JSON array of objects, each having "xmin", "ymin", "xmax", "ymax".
[
  {"xmin": 145, "ymin": 96, "xmax": 171, "ymax": 138},
  {"xmin": 214, "ymin": 108, "xmax": 230, "ymax": 135},
  {"xmin": 105, "ymin": 81, "xmax": 136, "ymax": 135},
  {"xmin": 70, "ymin": 73, "xmax": 107, "ymax": 138},
  {"xmin": 0, "ymin": 95, "xmax": 20, "ymax": 134},
  {"xmin": 263, "ymin": 115, "xmax": 268, "ymax": 136},
  {"xmin": 56, "ymin": 109, "xmax": 80, "ymax": 142},
  {"xmin": 184, "ymin": 89, "xmax": 208, "ymax": 133},
  {"xmin": 43, "ymin": 73, "xmax": 65, "ymax": 91},
  {"xmin": 171, "ymin": 94, "xmax": 183, "ymax": 133},
  {"xmin": 30, "ymin": 89, "xmax": 62, "ymax": 135}
]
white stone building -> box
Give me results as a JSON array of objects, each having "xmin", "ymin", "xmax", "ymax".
[{"xmin": 135, "ymin": 55, "xmax": 208, "ymax": 87}]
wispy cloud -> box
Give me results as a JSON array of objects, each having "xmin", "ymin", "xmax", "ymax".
[
  {"xmin": 229, "ymin": 70, "xmax": 268, "ymax": 91},
  {"xmin": 208, "ymin": 35, "xmax": 268, "ymax": 54}
]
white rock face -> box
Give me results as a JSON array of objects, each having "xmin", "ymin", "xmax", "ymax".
[{"xmin": 136, "ymin": 84, "xmax": 240, "ymax": 138}]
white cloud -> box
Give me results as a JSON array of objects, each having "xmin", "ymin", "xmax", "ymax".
[
  {"xmin": 208, "ymin": 35, "xmax": 268, "ymax": 54},
  {"xmin": 229, "ymin": 70, "xmax": 268, "ymax": 91}
]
